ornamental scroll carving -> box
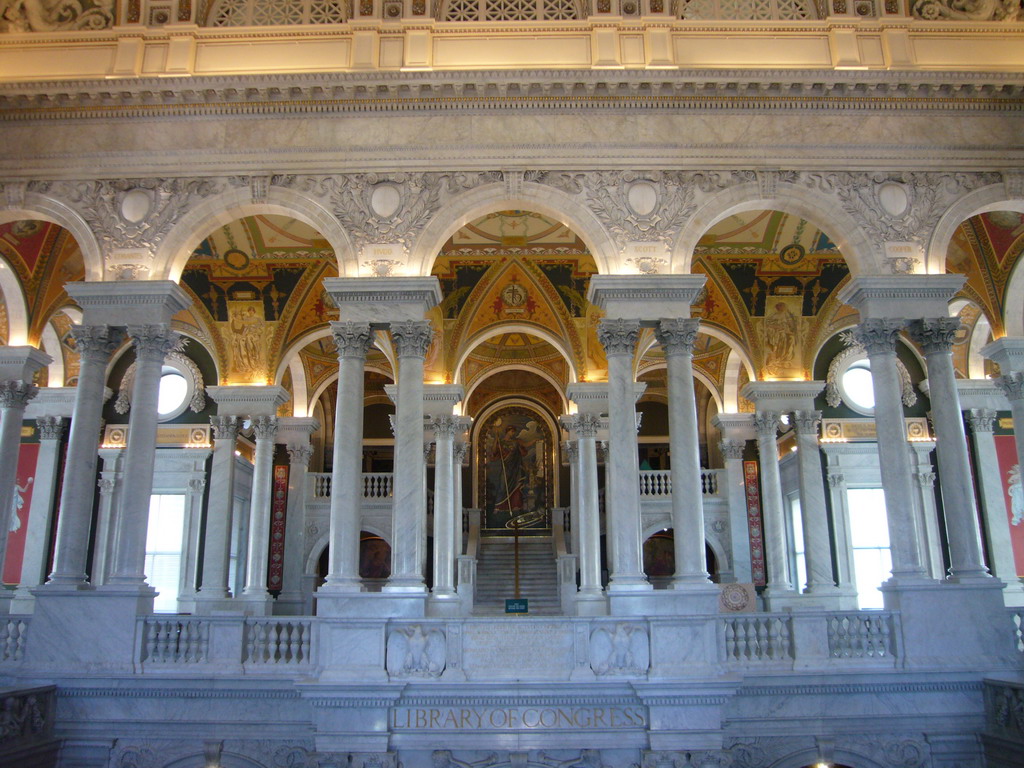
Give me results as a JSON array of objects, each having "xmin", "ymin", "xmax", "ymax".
[
  {"xmin": 825, "ymin": 330, "xmax": 917, "ymax": 409},
  {"xmin": 0, "ymin": 0, "xmax": 114, "ymax": 32},
  {"xmin": 913, "ymin": 0, "xmax": 1021, "ymax": 19}
]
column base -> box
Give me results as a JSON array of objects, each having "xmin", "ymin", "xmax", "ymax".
[
  {"xmin": 235, "ymin": 593, "xmax": 275, "ymax": 616},
  {"xmin": 316, "ymin": 591, "xmax": 427, "ymax": 618},
  {"xmin": 999, "ymin": 578, "xmax": 1024, "ymax": 607},
  {"xmin": 0, "ymin": 584, "xmax": 15, "ymax": 615},
  {"xmin": 609, "ymin": 585, "xmax": 719, "ymax": 616},
  {"xmin": 607, "ymin": 574, "xmax": 652, "ymax": 593},
  {"xmin": 9, "ymin": 585, "xmax": 36, "ymax": 614},
  {"xmin": 574, "ymin": 591, "xmax": 608, "ymax": 617},
  {"xmin": 426, "ymin": 593, "xmax": 462, "ymax": 617},
  {"xmin": 192, "ymin": 594, "xmax": 241, "ymax": 615},
  {"xmin": 762, "ymin": 585, "xmax": 798, "ymax": 611},
  {"xmin": 274, "ymin": 591, "xmax": 308, "ymax": 616},
  {"xmin": 382, "ymin": 581, "xmax": 428, "ymax": 594}
]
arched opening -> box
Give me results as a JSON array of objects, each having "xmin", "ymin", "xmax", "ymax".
[
  {"xmin": 316, "ymin": 531, "xmax": 393, "ymax": 592},
  {"xmin": 642, "ymin": 530, "xmax": 719, "ymax": 589}
]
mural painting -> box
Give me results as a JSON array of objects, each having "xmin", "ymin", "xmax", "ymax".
[
  {"xmin": 3, "ymin": 437, "xmax": 39, "ymax": 584},
  {"xmin": 477, "ymin": 406, "xmax": 552, "ymax": 536},
  {"xmin": 994, "ymin": 425, "xmax": 1024, "ymax": 576}
]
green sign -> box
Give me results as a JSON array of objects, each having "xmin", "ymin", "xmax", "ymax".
[{"xmin": 505, "ymin": 599, "xmax": 528, "ymax": 614}]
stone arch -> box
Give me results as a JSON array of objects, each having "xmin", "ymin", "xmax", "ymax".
[
  {"xmin": 640, "ymin": 525, "xmax": 728, "ymax": 579},
  {"xmin": 0, "ymin": 251, "xmax": 29, "ymax": 345},
  {"xmin": 0, "ymin": 194, "xmax": 103, "ymax": 281},
  {"xmin": 410, "ymin": 180, "xmax": 617, "ymax": 276},
  {"xmin": 950, "ymin": 297, "xmax": 992, "ymax": 378},
  {"xmin": 164, "ymin": 752, "xmax": 268, "ymax": 768},
  {"xmin": 766, "ymin": 746, "xmax": 887, "ymax": 768},
  {"xmin": 672, "ymin": 181, "xmax": 878, "ymax": 277},
  {"xmin": 926, "ymin": 181, "xmax": 1024, "ymax": 276},
  {"xmin": 635, "ymin": 359, "xmax": 725, "ymax": 414},
  {"xmin": 453, "ymin": 323, "xmax": 579, "ymax": 386},
  {"xmin": 463, "ymin": 363, "xmax": 570, "ymax": 416},
  {"xmin": 305, "ymin": 525, "xmax": 393, "ymax": 575},
  {"xmin": 158, "ymin": 186, "xmax": 357, "ymax": 283}
]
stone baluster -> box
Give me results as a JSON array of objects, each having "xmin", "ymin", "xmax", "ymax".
[
  {"xmin": 431, "ymin": 415, "xmax": 459, "ymax": 599},
  {"xmin": 196, "ymin": 415, "xmax": 239, "ymax": 605},
  {"xmin": 966, "ymin": 409, "xmax": 1024, "ymax": 602},
  {"xmin": 48, "ymin": 326, "xmax": 124, "ymax": 586},
  {"xmin": 852, "ymin": 319, "xmax": 927, "ymax": 581},
  {"xmin": 385, "ymin": 320, "xmax": 432, "ymax": 592},
  {"xmin": 240, "ymin": 415, "xmax": 279, "ymax": 607},
  {"xmin": 12, "ymin": 416, "xmax": 65, "ymax": 607},
  {"xmin": 907, "ymin": 318, "xmax": 989, "ymax": 580},
  {"xmin": 791, "ymin": 409, "xmax": 839, "ymax": 595},
  {"xmin": 597, "ymin": 319, "xmax": 649, "ymax": 591},
  {"xmin": 107, "ymin": 325, "xmax": 182, "ymax": 589},
  {"xmin": 0, "ymin": 378, "xmax": 40, "ymax": 581},
  {"xmin": 655, "ymin": 318, "xmax": 711, "ymax": 587},
  {"xmin": 322, "ymin": 322, "xmax": 374, "ymax": 593},
  {"xmin": 753, "ymin": 411, "xmax": 794, "ymax": 597}
]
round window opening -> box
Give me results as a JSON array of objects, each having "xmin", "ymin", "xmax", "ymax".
[
  {"xmin": 840, "ymin": 359, "xmax": 875, "ymax": 413},
  {"xmin": 157, "ymin": 371, "xmax": 190, "ymax": 418}
]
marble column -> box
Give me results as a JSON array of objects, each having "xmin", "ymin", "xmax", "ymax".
[
  {"xmin": 567, "ymin": 413, "xmax": 603, "ymax": 601},
  {"xmin": 0, "ymin": 380, "xmax": 39, "ymax": 580},
  {"xmin": 12, "ymin": 416, "xmax": 65, "ymax": 606},
  {"xmin": 48, "ymin": 325, "xmax": 125, "ymax": 586},
  {"xmin": 196, "ymin": 415, "xmax": 239, "ymax": 604},
  {"xmin": 91, "ymin": 460, "xmax": 120, "ymax": 586},
  {"xmin": 278, "ymin": 442, "xmax": 313, "ymax": 614},
  {"xmin": 107, "ymin": 325, "xmax": 181, "ymax": 589},
  {"xmin": 597, "ymin": 319, "xmax": 649, "ymax": 591},
  {"xmin": 431, "ymin": 415, "xmax": 459, "ymax": 598},
  {"xmin": 908, "ymin": 318, "xmax": 989, "ymax": 581},
  {"xmin": 453, "ymin": 438, "xmax": 469, "ymax": 562},
  {"xmin": 385, "ymin": 320, "xmax": 432, "ymax": 592},
  {"xmin": 655, "ymin": 318, "xmax": 711, "ymax": 587},
  {"xmin": 564, "ymin": 440, "xmax": 580, "ymax": 562},
  {"xmin": 177, "ymin": 477, "xmax": 207, "ymax": 612},
  {"xmin": 718, "ymin": 439, "xmax": 751, "ymax": 584},
  {"xmin": 967, "ymin": 409, "xmax": 1024, "ymax": 602},
  {"xmin": 240, "ymin": 416, "xmax": 278, "ymax": 604},
  {"xmin": 852, "ymin": 319, "xmax": 927, "ymax": 581},
  {"xmin": 753, "ymin": 411, "xmax": 794, "ymax": 595},
  {"xmin": 791, "ymin": 410, "xmax": 838, "ymax": 593},
  {"xmin": 322, "ymin": 321, "xmax": 373, "ymax": 593}
]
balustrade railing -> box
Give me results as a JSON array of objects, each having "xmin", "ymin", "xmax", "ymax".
[
  {"xmin": 638, "ymin": 469, "xmax": 722, "ymax": 497},
  {"xmin": 0, "ymin": 617, "xmax": 29, "ymax": 662},
  {"xmin": 244, "ymin": 619, "xmax": 314, "ymax": 665},
  {"xmin": 1011, "ymin": 609, "xmax": 1023, "ymax": 653},
  {"xmin": 721, "ymin": 614, "xmax": 793, "ymax": 663},
  {"xmin": 827, "ymin": 612, "xmax": 894, "ymax": 659},
  {"xmin": 141, "ymin": 618, "xmax": 210, "ymax": 664},
  {"xmin": 310, "ymin": 472, "xmax": 394, "ymax": 500}
]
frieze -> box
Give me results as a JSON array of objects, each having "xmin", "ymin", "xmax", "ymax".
[
  {"xmin": 581, "ymin": 171, "xmax": 698, "ymax": 249},
  {"xmin": 391, "ymin": 705, "xmax": 646, "ymax": 730}
]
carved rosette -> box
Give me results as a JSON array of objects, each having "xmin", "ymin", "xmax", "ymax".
[
  {"xmin": 753, "ymin": 411, "xmax": 780, "ymax": 438},
  {"xmin": 391, "ymin": 320, "xmax": 433, "ymax": 359},
  {"xmin": 719, "ymin": 439, "xmax": 745, "ymax": 460},
  {"xmin": 0, "ymin": 380, "xmax": 37, "ymax": 410},
  {"xmin": 995, "ymin": 372, "xmax": 1024, "ymax": 403},
  {"xmin": 127, "ymin": 325, "xmax": 184, "ymax": 364},
  {"xmin": 967, "ymin": 408, "xmax": 997, "ymax": 434},
  {"xmin": 598, "ymin": 318, "xmax": 640, "ymax": 357},
  {"xmin": 655, "ymin": 318, "xmax": 701, "ymax": 357},
  {"xmin": 430, "ymin": 415, "xmax": 460, "ymax": 439},
  {"xmin": 71, "ymin": 325, "xmax": 126, "ymax": 364},
  {"xmin": 906, "ymin": 317, "xmax": 961, "ymax": 355},
  {"xmin": 288, "ymin": 444, "xmax": 314, "ymax": 465},
  {"xmin": 852, "ymin": 319, "xmax": 905, "ymax": 356},
  {"xmin": 252, "ymin": 415, "xmax": 278, "ymax": 441},
  {"xmin": 330, "ymin": 321, "xmax": 374, "ymax": 360},
  {"xmin": 210, "ymin": 414, "xmax": 240, "ymax": 440},
  {"xmin": 792, "ymin": 410, "xmax": 822, "ymax": 436},
  {"xmin": 36, "ymin": 415, "xmax": 66, "ymax": 440}
]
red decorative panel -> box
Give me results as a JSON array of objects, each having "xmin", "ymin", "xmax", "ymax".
[
  {"xmin": 743, "ymin": 460, "xmax": 766, "ymax": 586},
  {"xmin": 267, "ymin": 464, "xmax": 289, "ymax": 592}
]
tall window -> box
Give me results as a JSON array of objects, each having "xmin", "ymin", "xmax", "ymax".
[
  {"xmin": 787, "ymin": 492, "xmax": 806, "ymax": 592},
  {"xmin": 146, "ymin": 494, "xmax": 186, "ymax": 613},
  {"xmin": 847, "ymin": 488, "xmax": 892, "ymax": 610}
]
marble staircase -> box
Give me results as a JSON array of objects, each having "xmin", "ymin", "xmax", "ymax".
[{"xmin": 473, "ymin": 538, "xmax": 561, "ymax": 616}]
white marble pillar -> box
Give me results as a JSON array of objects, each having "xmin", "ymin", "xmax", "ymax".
[
  {"xmin": 196, "ymin": 415, "xmax": 239, "ymax": 603},
  {"xmin": 718, "ymin": 439, "xmax": 751, "ymax": 584},
  {"xmin": 792, "ymin": 410, "xmax": 838, "ymax": 594},
  {"xmin": 91, "ymin": 458, "xmax": 121, "ymax": 587},
  {"xmin": 241, "ymin": 416, "xmax": 279, "ymax": 606},
  {"xmin": 385, "ymin": 320, "xmax": 432, "ymax": 593},
  {"xmin": 853, "ymin": 319, "xmax": 928, "ymax": 581},
  {"xmin": 431, "ymin": 415, "xmax": 458, "ymax": 598},
  {"xmin": 753, "ymin": 411, "xmax": 794, "ymax": 596},
  {"xmin": 967, "ymin": 409, "xmax": 1024, "ymax": 603},
  {"xmin": 48, "ymin": 326, "xmax": 125, "ymax": 586},
  {"xmin": 106, "ymin": 325, "xmax": 181, "ymax": 589},
  {"xmin": 0, "ymin": 380, "xmax": 39, "ymax": 580},
  {"xmin": 177, "ymin": 477, "xmax": 207, "ymax": 612},
  {"xmin": 276, "ymin": 442, "xmax": 313, "ymax": 614},
  {"xmin": 322, "ymin": 321, "xmax": 373, "ymax": 593},
  {"xmin": 564, "ymin": 440, "xmax": 580, "ymax": 560},
  {"xmin": 824, "ymin": 466, "xmax": 858, "ymax": 596},
  {"xmin": 993, "ymin": 372, "xmax": 1024, "ymax": 487},
  {"xmin": 567, "ymin": 413, "xmax": 603, "ymax": 601},
  {"xmin": 597, "ymin": 319, "xmax": 649, "ymax": 591},
  {"xmin": 12, "ymin": 416, "xmax": 65, "ymax": 606},
  {"xmin": 655, "ymin": 318, "xmax": 711, "ymax": 587},
  {"xmin": 453, "ymin": 439, "xmax": 469, "ymax": 561},
  {"xmin": 908, "ymin": 318, "xmax": 990, "ymax": 581}
]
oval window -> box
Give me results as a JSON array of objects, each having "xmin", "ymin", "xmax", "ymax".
[{"xmin": 841, "ymin": 359, "xmax": 875, "ymax": 413}]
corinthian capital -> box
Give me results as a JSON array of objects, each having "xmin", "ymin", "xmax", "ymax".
[
  {"xmin": 330, "ymin": 321, "xmax": 374, "ymax": 360},
  {"xmin": 852, "ymin": 319, "xmax": 905, "ymax": 356},
  {"xmin": 127, "ymin": 325, "xmax": 184, "ymax": 363},
  {"xmin": 71, "ymin": 325, "xmax": 126, "ymax": 363},
  {"xmin": 906, "ymin": 317, "xmax": 962, "ymax": 355},
  {"xmin": 995, "ymin": 372, "xmax": 1024, "ymax": 403},
  {"xmin": 210, "ymin": 414, "xmax": 240, "ymax": 441},
  {"xmin": 251, "ymin": 415, "xmax": 278, "ymax": 441},
  {"xmin": 391, "ymin": 320, "xmax": 433, "ymax": 359},
  {"xmin": 430, "ymin": 415, "xmax": 460, "ymax": 439},
  {"xmin": 753, "ymin": 411, "xmax": 780, "ymax": 438},
  {"xmin": 0, "ymin": 380, "xmax": 37, "ymax": 410},
  {"xmin": 566, "ymin": 413, "xmax": 601, "ymax": 439},
  {"xmin": 598, "ymin": 318, "xmax": 640, "ymax": 357},
  {"xmin": 792, "ymin": 410, "xmax": 822, "ymax": 436},
  {"xmin": 655, "ymin": 318, "xmax": 701, "ymax": 357}
]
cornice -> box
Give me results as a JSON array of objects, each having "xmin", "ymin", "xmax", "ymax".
[{"xmin": 1, "ymin": 68, "xmax": 1022, "ymax": 122}]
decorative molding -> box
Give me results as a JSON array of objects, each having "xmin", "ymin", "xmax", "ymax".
[
  {"xmin": 913, "ymin": 0, "xmax": 1019, "ymax": 19},
  {"xmin": 114, "ymin": 349, "xmax": 204, "ymax": 415},
  {"xmin": 287, "ymin": 443, "xmax": 314, "ymax": 465},
  {"xmin": 967, "ymin": 408, "xmax": 997, "ymax": 433},
  {"xmin": 210, "ymin": 414, "xmax": 240, "ymax": 440},
  {"xmin": 330, "ymin": 321, "xmax": 374, "ymax": 360},
  {"xmin": 826, "ymin": 329, "xmax": 917, "ymax": 409},
  {"xmin": 792, "ymin": 409, "xmax": 821, "ymax": 435},
  {"xmin": 581, "ymin": 171, "xmax": 698, "ymax": 248},
  {"xmin": 654, "ymin": 318, "xmax": 700, "ymax": 357},
  {"xmin": 430, "ymin": 414, "xmax": 461, "ymax": 439},
  {"xmin": 390, "ymin": 320, "xmax": 433, "ymax": 359},
  {"xmin": 719, "ymin": 439, "xmax": 745, "ymax": 460},
  {"xmin": 252, "ymin": 415, "xmax": 278, "ymax": 441},
  {"xmin": 597, "ymin": 318, "xmax": 640, "ymax": 357},
  {"xmin": 0, "ymin": 380, "xmax": 37, "ymax": 410},
  {"xmin": 905, "ymin": 317, "xmax": 962, "ymax": 355},
  {"xmin": 36, "ymin": 415, "xmax": 65, "ymax": 440},
  {"xmin": 70, "ymin": 325, "xmax": 126, "ymax": 364},
  {"xmin": 753, "ymin": 411, "xmax": 780, "ymax": 437},
  {"xmin": 994, "ymin": 371, "xmax": 1024, "ymax": 402}
]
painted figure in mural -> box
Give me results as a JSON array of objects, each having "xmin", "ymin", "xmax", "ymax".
[
  {"xmin": 1008, "ymin": 464, "xmax": 1024, "ymax": 526},
  {"xmin": 230, "ymin": 306, "xmax": 263, "ymax": 377},
  {"xmin": 9, "ymin": 476, "xmax": 31, "ymax": 533},
  {"xmin": 764, "ymin": 301, "xmax": 798, "ymax": 375},
  {"xmin": 487, "ymin": 425, "xmax": 529, "ymax": 520}
]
